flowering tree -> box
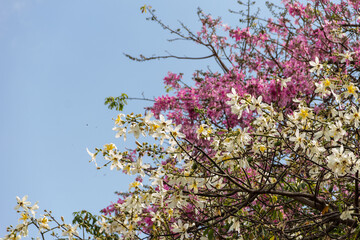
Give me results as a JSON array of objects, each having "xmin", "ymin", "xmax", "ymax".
[{"xmin": 4, "ymin": 0, "xmax": 360, "ymax": 239}]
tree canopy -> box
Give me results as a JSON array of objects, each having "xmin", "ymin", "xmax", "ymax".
[{"xmin": 4, "ymin": 0, "xmax": 360, "ymax": 239}]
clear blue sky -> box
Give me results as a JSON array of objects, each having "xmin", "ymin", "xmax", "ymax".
[{"xmin": 0, "ymin": 0, "xmax": 275, "ymax": 238}]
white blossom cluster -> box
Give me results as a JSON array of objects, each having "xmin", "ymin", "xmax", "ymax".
[
  {"xmin": 4, "ymin": 53, "xmax": 360, "ymax": 239},
  {"xmin": 1, "ymin": 196, "xmax": 79, "ymax": 240}
]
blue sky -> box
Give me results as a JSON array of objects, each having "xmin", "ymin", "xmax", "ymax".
[{"xmin": 0, "ymin": 0, "xmax": 274, "ymax": 238}]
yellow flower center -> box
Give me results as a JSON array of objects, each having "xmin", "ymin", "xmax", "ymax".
[
  {"xmin": 104, "ymin": 144, "xmax": 115, "ymax": 151},
  {"xmin": 168, "ymin": 208, "xmax": 173, "ymax": 216},
  {"xmin": 347, "ymin": 84, "xmax": 355, "ymax": 94},
  {"xmin": 19, "ymin": 213, "xmax": 29, "ymax": 222},
  {"xmin": 198, "ymin": 125, "xmax": 205, "ymax": 134},
  {"xmin": 152, "ymin": 124, "xmax": 160, "ymax": 131},
  {"xmin": 124, "ymin": 164, "xmax": 131, "ymax": 173},
  {"xmin": 259, "ymin": 145, "xmax": 266, "ymax": 153},
  {"xmin": 41, "ymin": 217, "xmax": 48, "ymax": 224},
  {"xmin": 130, "ymin": 181, "xmax": 141, "ymax": 189},
  {"xmin": 115, "ymin": 115, "xmax": 122, "ymax": 125},
  {"xmin": 299, "ymin": 109, "xmax": 309, "ymax": 119},
  {"xmin": 324, "ymin": 79, "xmax": 331, "ymax": 87}
]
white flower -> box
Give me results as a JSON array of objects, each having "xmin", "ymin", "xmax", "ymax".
[
  {"xmin": 315, "ymin": 79, "xmax": 331, "ymax": 97},
  {"xmin": 188, "ymin": 179, "xmax": 200, "ymax": 193},
  {"xmin": 289, "ymin": 129, "xmax": 307, "ymax": 151},
  {"xmin": 143, "ymin": 112, "xmax": 154, "ymax": 124},
  {"xmin": 326, "ymin": 146, "xmax": 353, "ymax": 176},
  {"xmin": 249, "ymin": 95, "xmax": 267, "ymax": 115},
  {"xmin": 38, "ymin": 216, "xmax": 50, "ymax": 230},
  {"xmin": 231, "ymin": 104, "xmax": 243, "ymax": 118},
  {"xmin": 166, "ymin": 191, "xmax": 188, "ymax": 209},
  {"xmin": 226, "ymin": 88, "xmax": 244, "ymax": 118},
  {"xmin": 235, "ymin": 128, "xmax": 252, "ymax": 147},
  {"xmin": 86, "ymin": 148, "xmax": 96, "ymax": 163},
  {"xmin": 325, "ymin": 121, "xmax": 346, "ymax": 142},
  {"xmin": 114, "ymin": 113, "xmax": 125, "ymax": 126},
  {"xmin": 339, "ymin": 51, "xmax": 354, "ymax": 63},
  {"xmin": 150, "ymin": 174, "xmax": 164, "ymax": 188},
  {"xmin": 307, "ymin": 140, "xmax": 325, "ymax": 158},
  {"xmin": 208, "ymin": 176, "xmax": 226, "ymax": 190},
  {"xmin": 97, "ymin": 216, "xmax": 109, "ymax": 234},
  {"xmin": 15, "ymin": 223, "xmax": 28, "ymax": 237},
  {"xmin": 196, "ymin": 124, "xmax": 212, "ymax": 139},
  {"xmin": 62, "ymin": 224, "xmax": 79, "ymax": 240},
  {"xmin": 106, "ymin": 151, "xmax": 123, "ymax": 171},
  {"xmin": 128, "ymin": 123, "xmax": 144, "ymax": 139},
  {"xmin": 228, "ymin": 217, "xmax": 241, "ymax": 233},
  {"xmin": 172, "ymin": 220, "xmax": 193, "ymax": 240},
  {"xmin": 150, "ymin": 212, "xmax": 163, "ymax": 226},
  {"xmin": 113, "ymin": 126, "xmax": 127, "ymax": 141},
  {"xmin": 170, "ymin": 124, "xmax": 185, "ymax": 139},
  {"xmin": 253, "ymin": 144, "xmax": 267, "ymax": 154},
  {"xmin": 350, "ymin": 106, "xmax": 360, "ymax": 128},
  {"xmin": 309, "ymin": 57, "xmax": 323, "ymax": 75},
  {"xmin": 340, "ymin": 208, "xmax": 354, "ymax": 220},
  {"xmin": 277, "ymin": 77, "xmax": 291, "ymax": 90},
  {"xmin": 295, "ymin": 107, "xmax": 312, "ymax": 121},
  {"xmin": 156, "ymin": 114, "xmax": 172, "ymax": 131},
  {"xmin": 226, "ymin": 88, "xmax": 239, "ymax": 106},
  {"xmin": 150, "ymin": 115, "xmax": 173, "ymax": 144},
  {"xmin": 14, "ymin": 196, "xmax": 31, "ymax": 211},
  {"xmin": 344, "ymin": 83, "xmax": 358, "ymax": 99},
  {"xmin": 29, "ymin": 202, "xmax": 39, "ymax": 217},
  {"xmin": 132, "ymin": 157, "xmax": 150, "ymax": 177}
]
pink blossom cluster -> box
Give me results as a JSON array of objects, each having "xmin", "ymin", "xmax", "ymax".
[{"xmin": 102, "ymin": 0, "xmax": 360, "ymax": 237}]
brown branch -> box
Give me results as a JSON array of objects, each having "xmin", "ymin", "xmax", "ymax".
[
  {"xmin": 124, "ymin": 53, "xmax": 215, "ymax": 62},
  {"xmin": 356, "ymin": 171, "xmax": 359, "ymax": 214}
]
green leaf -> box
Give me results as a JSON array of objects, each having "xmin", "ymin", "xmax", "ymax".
[
  {"xmin": 207, "ymin": 229, "xmax": 214, "ymax": 240},
  {"xmin": 104, "ymin": 93, "xmax": 128, "ymax": 111}
]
